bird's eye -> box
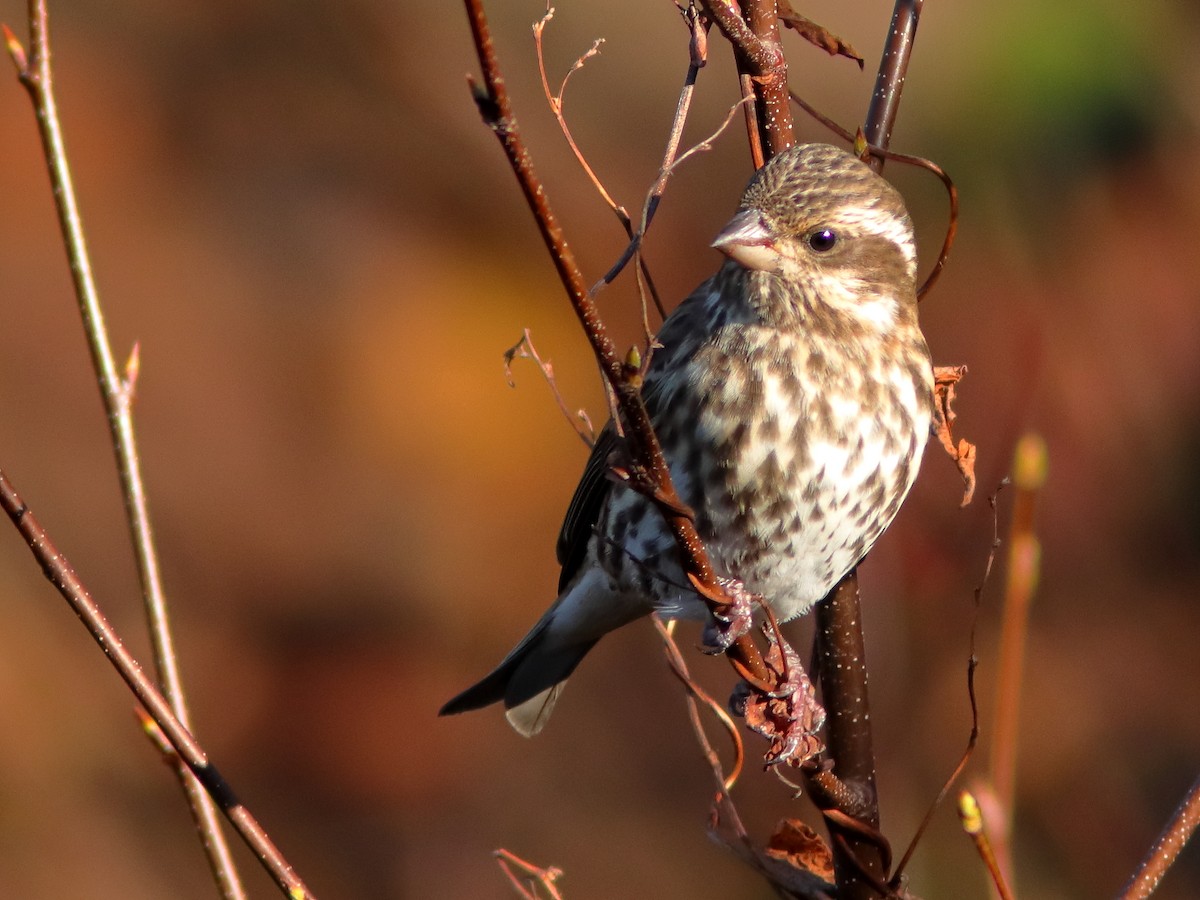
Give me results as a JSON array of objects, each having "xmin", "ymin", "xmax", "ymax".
[{"xmin": 806, "ymin": 228, "xmax": 838, "ymax": 252}]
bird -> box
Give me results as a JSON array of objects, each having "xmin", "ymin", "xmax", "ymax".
[{"xmin": 440, "ymin": 142, "xmax": 934, "ymax": 737}]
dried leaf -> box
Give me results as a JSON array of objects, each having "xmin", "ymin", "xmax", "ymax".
[
  {"xmin": 765, "ymin": 818, "xmax": 836, "ymax": 882},
  {"xmin": 933, "ymin": 365, "xmax": 977, "ymax": 506},
  {"xmin": 778, "ymin": 1, "xmax": 864, "ymax": 68}
]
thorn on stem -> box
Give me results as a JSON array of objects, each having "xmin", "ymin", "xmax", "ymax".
[
  {"xmin": 3, "ymin": 23, "xmax": 29, "ymax": 76},
  {"xmin": 123, "ymin": 341, "xmax": 141, "ymax": 399}
]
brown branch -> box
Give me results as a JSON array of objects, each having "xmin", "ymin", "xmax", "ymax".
[
  {"xmin": 808, "ymin": 574, "xmax": 890, "ymax": 896},
  {"xmin": 862, "ymin": 0, "xmax": 923, "ymax": 174},
  {"xmin": 0, "ymin": 470, "xmax": 315, "ymax": 899},
  {"xmin": 3, "ymin": 5, "xmax": 245, "ymax": 895},
  {"xmin": 463, "ymin": 0, "xmax": 770, "ymax": 685},
  {"xmin": 1118, "ymin": 774, "xmax": 1200, "ymax": 900},
  {"xmin": 701, "ymin": 0, "xmax": 793, "ymax": 160}
]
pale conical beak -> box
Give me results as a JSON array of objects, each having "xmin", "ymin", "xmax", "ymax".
[{"xmin": 711, "ymin": 207, "xmax": 781, "ymax": 272}]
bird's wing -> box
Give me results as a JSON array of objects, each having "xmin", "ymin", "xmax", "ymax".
[{"xmin": 554, "ymin": 275, "xmax": 723, "ymax": 593}]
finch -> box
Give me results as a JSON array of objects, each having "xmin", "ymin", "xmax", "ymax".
[{"xmin": 440, "ymin": 143, "xmax": 934, "ymax": 737}]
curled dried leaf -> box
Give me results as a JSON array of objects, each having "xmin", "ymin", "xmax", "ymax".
[
  {"xmin": 778, "ymin": 1, "xmax": 864, "ymax": 68},
  {"xmin": 766, "ymin": 818, "xmax": 836, "ymax": 882},
  {"xmin": 934, "ymin": 365, "xmax": 977, "ymax": 506}
]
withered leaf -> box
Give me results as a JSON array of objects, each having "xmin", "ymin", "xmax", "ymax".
[
  {"xmin": 778, "ymin": 1, "xmax": 864, "ymax": 69},
  {"xmin": 765, "ymin": 818, "xmax": 836, "ymax": 882}
]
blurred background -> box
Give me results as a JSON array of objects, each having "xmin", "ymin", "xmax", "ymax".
[{"xmin": 0, "ymin": 1, "xmax": 1197, "ymax": 897}]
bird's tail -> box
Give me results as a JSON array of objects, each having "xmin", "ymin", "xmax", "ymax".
[{"xmin": 438, "ymin": 612, "xmax": 596, "ymax": 738}]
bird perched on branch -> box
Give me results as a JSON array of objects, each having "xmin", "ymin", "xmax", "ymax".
[{"xmin": 440, "ymin": 143, "xmax": 934, "ymax": 737}]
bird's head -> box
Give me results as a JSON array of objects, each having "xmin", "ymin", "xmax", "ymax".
[{"xmin": 712, "ymin": 143, "xmax": 918, "ymax": 331}]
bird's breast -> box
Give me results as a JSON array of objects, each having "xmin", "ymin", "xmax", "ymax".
[{"xmin": 674, "ymin": 323, "xmax": 932, "ymax": 619}]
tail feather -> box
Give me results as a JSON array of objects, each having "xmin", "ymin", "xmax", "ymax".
[{"xmin": 439, "ymin": 612, "xmax": 596, "ymax": 737}]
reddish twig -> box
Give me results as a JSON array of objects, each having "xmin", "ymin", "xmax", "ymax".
[
  {"xmin": 893, "ymin": 481, "xmax": 1005, "ymax": 886},
  {"xmin": 1118, "ymin": 774, "xmax": 1200, "ymax": 900},
  {"xmin": 988, "ymin": 434, "xmax": 1046, "ymax": 877},
  {"xmin": 0, "ymin": 470, "xmax": 315, "ymax": 899},
  {"xmin": 958, "ymin": 791, "xmax": 1016, "ymax": 900},
  {"xmin": 504, "ymin": 329, "xmax": 596, "ymax": 448},
  {"xmin": 654, "ymin": 616, "xmax": 745, "ymax": 792},
  {"xmin": 463, "ymin": 0, "xmax": 770, "ymax": 686},
  {"xmin": 3, "ymin": 5, "xmax": 244, "ymax": 896},
  {"xmin": 494, "ymin": 848, "xmax": 565, "ymax": 900}
]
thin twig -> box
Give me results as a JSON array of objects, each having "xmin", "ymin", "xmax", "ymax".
[
  {"xmin": 958, "ymin": 791, "xmax": 1016, "ymax": 900},
  {"xmin": 533, "ymin": 6, "xmax": 669, "ymax": 322},
  {"xmin": 463, "ymin": 0, "xmax": 770, "ymax": 685},
  {"xmin": 1118, "ymin": 774, "xmax": 1200, "ymax": 900},
  {"xmin": 591, "ymin": 95, "xmax": 750, "ymax": 307},
  {"xmin": 892, "ymin": 480, "xmax": 1006, "ymax": 886},
  {"xmin": 0, "ymin": 470, "xmax": 315, "ymax": 899},
  {"xmin": 494, "ymin": 848, "xmax": 565, "ymax": 900},
  {"xmin": 3, "ymin": 5, "xmax": 244, "ymax": 896},
  {"xmin": 654, "ymin": 616, "xmax": 745, "ymax": 792},
  {"xmin": 786, "ymin": 90, "xmax": 960, "ymax": 301},
  {"xmin": 504, "ymin": 329, "xmax": 595, "ymax": 448}
]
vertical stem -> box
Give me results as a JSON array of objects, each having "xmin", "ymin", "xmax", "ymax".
[
  {"xmin": 11, "ymin": 2, "xmax": 244, "ymax": 896},
  {"xmin": 815, "ymin": 573, "xmax": 886, "ymax": 896},
  {"xmin": 862, "ymin": 0, "xmax": 923, "ymax": 173},
  {"xmin": 989, "ymin": 433, "xmax": 1047, "ymax": 884}
]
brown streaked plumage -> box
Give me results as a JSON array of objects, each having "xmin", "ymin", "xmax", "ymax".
[{"xmin": 440, "ymin": 143, "xmax": 934, "ymax": 737}]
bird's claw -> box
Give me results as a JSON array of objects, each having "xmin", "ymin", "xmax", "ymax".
[
  {"xmin": 733, "ymin": 624, "xmax": 826, "ymax": 767},
  {"xmin": 699, "ymin": 576, "xmax": 756, "ymax": 654}
]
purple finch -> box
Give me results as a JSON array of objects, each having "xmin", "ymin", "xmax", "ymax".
[{"xmin": 441, "ymin": 143, "xmax": 934, "ymax": 736}]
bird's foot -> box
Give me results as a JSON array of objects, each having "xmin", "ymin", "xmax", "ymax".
[
  {"xmin": 699, "ymin": 576, "xmax": 756, "ymax": 654},
  {"xmin": 730, "ymin": 625, "xmax": 826, "ymax": 767}
]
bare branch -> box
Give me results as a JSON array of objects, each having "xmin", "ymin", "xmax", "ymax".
[
  {"xmin": 1119, "ymin": 774, "xmax": 1200, "ymax": 900},
  {"xmin": 0, "ymin": 470, "xmax": 315, "ymax": 899},
  {"xmin": 5, "ymin": 2, "xmax": 244, "ymax": 894},
  {"xmin": 654, "ymin": 616, "xmax": 745, "ymax": 792},
  {"xmin": 504, "ymin": 329, "xmax": 596, "ymax": 448},
  {"xmin": 701, "ymin": 0, "xmax": 793, "ymax": 160},
  {"xmin": 494, "ymin": 848, "xmax": 565, "ymax": 900}
]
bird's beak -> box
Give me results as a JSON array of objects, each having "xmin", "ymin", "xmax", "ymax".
[{"xmin": 711, "ymin": 208, "xmax": 781, "ymax": 272}]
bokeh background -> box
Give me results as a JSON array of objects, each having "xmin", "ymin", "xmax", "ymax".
[{"xmin": 0, "ymin": 1, "xmax": 1198, "ymax": 897}]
